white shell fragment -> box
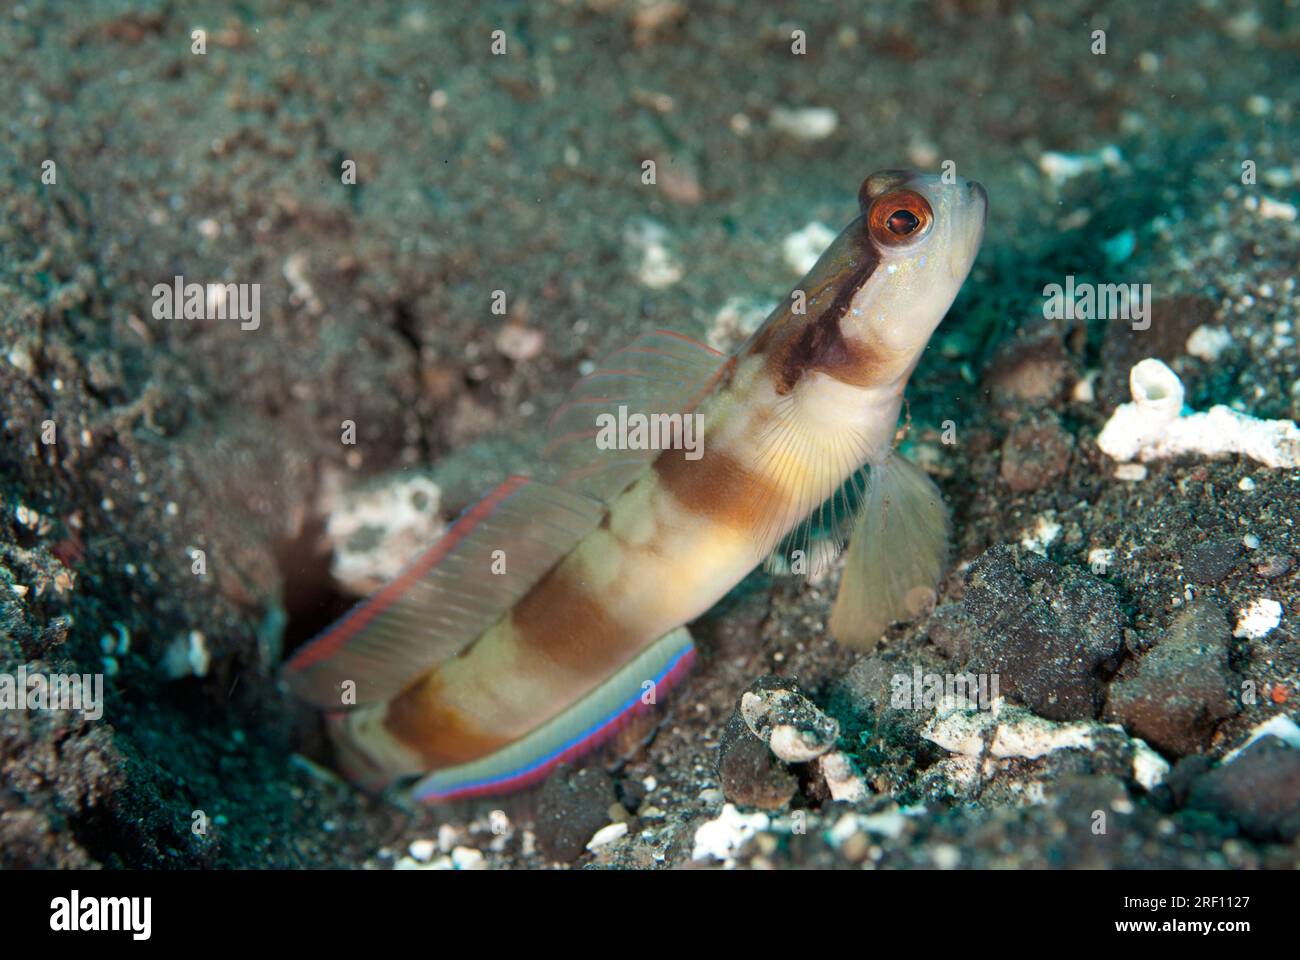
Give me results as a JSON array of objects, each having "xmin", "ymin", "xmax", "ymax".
[
  {"xmin": 740, "ymin": 686, "xmax": 840, "ymax": 763},
  {"xmin": 818, "ymin": 751, "xmax": 869, "ymax": 803},
  {"xmin": 1232, "ymin": 598, "xmax": 1283, "ymax": 639},
  {"xmin": 692, "ymin": 804, "xmax": 770, "ymax": 864},
  {"xmin": 1097, "ymin": 358, "xmax": 1300, "ymax": 468}
]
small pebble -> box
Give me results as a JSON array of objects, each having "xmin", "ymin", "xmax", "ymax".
[
  {"xmin": 408, "ymin": 839, "xmax": 435, "ymax": 862},
  {"xmin": 585, "ymin": 822, "xmax": 628, "ymax": 851},
  {"xmin": 451, "ymin": 846, "xmax": 486, "ymax": 870},
  {"xmin": 1233, "ymin": 598, "xmax": 1282, "ymax": 639}
]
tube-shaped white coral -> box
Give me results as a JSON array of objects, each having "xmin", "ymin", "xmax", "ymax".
[
  {"xmin": 1096, "ymin": 359, "xmax": 1185, "ymax": 461},
  {"xmin": 1097, "ymin": 358, "xmax": 1300, "ymax": 468}
]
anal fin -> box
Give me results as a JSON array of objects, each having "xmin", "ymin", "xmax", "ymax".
[{"xmin": 411, "ymin": 626, "xmax": 697, "ymax": 802}]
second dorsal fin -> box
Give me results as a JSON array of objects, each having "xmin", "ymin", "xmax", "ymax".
[
  {"xmin": 282, "ymin": 477, "xmax": 605, "ymax": 709},
  {"xmin": 543, "ymin": 329, "xmax": 732, "ymax": 503}
]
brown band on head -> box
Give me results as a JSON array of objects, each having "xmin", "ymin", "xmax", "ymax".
[
  {"xmin": 745, "ymin": 170, "xmax": 924, "ymax": 395},
  {"xmin": 753, "ymin": 223, "xmax": 887, "ymax": 394},
  {"xmin": 775, "ymin": 253, "xmax": 877, "ymax": 391}
]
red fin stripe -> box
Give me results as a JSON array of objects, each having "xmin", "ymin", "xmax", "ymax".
[{"xmin": 625, "ymin": 329, "xmax": 724, "ymax": 354}]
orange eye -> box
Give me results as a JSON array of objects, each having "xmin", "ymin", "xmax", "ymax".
[{"xmin": 867, "ymin": 189, "xmax": 933, "ymax": 246}]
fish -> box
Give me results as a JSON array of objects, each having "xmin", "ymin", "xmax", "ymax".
[{"xmin": 283, "ymin": 168, "xmax": 987, "ymax": 802}]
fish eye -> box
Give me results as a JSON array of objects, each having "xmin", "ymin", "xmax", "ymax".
[
  {"xmin": 887, "ymin": 209, "xmax": 919, "ymax": 234},
  {"xmin": 867, "ymin": 189, "xmax": 934, "ymax": 247}
]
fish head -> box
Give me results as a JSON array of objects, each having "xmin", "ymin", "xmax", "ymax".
[
  {"xmin": 840, "ymin": 169, "xmax": 987, "ymax": 375},
  {"xmin": 750, "ymin": 168, "xmax": 986, "ymax": 399}
]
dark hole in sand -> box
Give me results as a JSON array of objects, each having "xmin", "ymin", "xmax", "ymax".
[
  {"xmin": 271, "ymin": 513, "xmax": 357, "ymax": 769},
  {"xmin": 273, "ymin": 513, "xmax": 354, "ymax": 663}
]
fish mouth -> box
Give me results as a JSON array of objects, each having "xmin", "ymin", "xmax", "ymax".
[
  {"xmin": 947, "ymin": 179, "xmax": 988, "ymax": 278},
  {"xmin": 965, "ymin": 178, "xmax": 988, "ymax": 246}
]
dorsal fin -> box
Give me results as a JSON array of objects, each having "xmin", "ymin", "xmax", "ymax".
[
  {"xmin": 282, "ymin": 477, "xmax": 605, "ymax": 709},
  {"xmin": 543, "ymin": 329, "xmax": 732, "ymax": 502}
]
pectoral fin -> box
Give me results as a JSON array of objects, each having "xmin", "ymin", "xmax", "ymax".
[
  {"xmin": 765, "ymin": 465, "xmax": 868, "ymax": 577},
  {"xmin": 829, "ymin": 453, "xmax": 949, "ymax": 650}
]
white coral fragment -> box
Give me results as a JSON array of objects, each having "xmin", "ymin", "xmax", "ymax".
[
  {"xmin": 1097, "ymin": 358, "xmax": 1300, "ymax": 468},
  {"xmin": 769, "ymin": 106, "xmax": 839, "ymax": 142},
  {"xmin": 1232, "ymin": 598, "xmax": 1283, "ymax": 639},
  {"xmin": 1131, "ymin": 739, "xmax": 1171, "ymax": 790},
  {"xmin": 692, "ymin": 804, "xmax": 769, "ymax": 864},
  {"xmin": 319, "ymin": 471, "xmax": 445, "ymax": 595},
  {"xmin": 1038, "ymin": 145, "xmax": 1123, "ymax": 186},
  {"xmin": 923, "ymin": 703, "xmax": 1167, "ymax": 792},
  {"xmin": 624, "ymin": 218, "xmax": 684, "ymax": 289},
  {"xmin": 782, "ymin": 221, "xmax": 836, "ymax": 275},
  {"xmin": 1223, "ymin": 715, "xmax": 1300, "ymax": 762}
]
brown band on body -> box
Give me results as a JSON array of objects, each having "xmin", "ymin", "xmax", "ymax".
[
  {"xmin": 509, "ymin": 565, "xmax": 635, "ymax": 675},
  {"xmin": 383, "ymin": 671, "xmax": 512, "ymax": 767},
  {"xmin": 387, "ymin": 563, "xmax": 642, "ymax": 767},
  {"xmin": 652, "ymin": 444, "xmax": 785, "ymax": 530}
]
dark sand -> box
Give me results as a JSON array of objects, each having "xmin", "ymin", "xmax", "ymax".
[{"xmin": 1, "ymin": 0, "xmax": 1296, "ymax": 868}]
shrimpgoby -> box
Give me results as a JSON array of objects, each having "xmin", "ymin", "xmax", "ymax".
[{"xmin": 283, "ymin": 169, "xmax": 987, "ymax": 801}]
